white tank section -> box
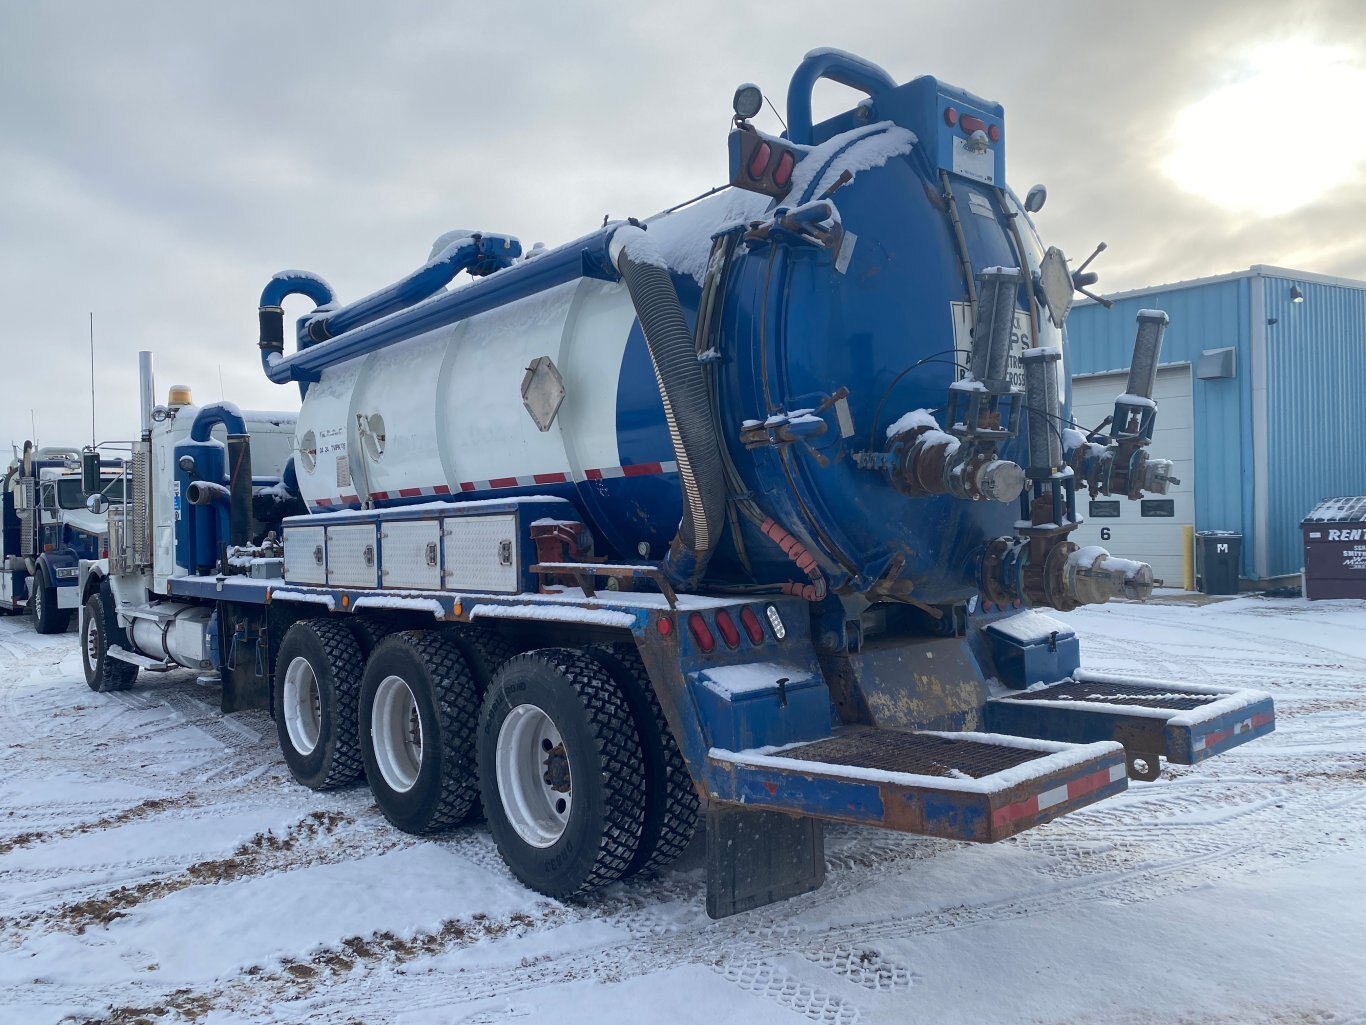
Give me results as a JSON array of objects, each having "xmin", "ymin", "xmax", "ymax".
[{"xmin": 294, "ymin": 276, "xmax": 637, "ymax": 508}]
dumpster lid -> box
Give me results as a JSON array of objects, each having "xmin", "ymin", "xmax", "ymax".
[{"xmin": 1302, "ymin": 496, "xmax": 1366, "ymax": 525}]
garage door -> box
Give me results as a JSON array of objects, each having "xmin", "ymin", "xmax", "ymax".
[{"xmin": 1069, "ymin": 366, "xmax": 1194, "ymax": 588}]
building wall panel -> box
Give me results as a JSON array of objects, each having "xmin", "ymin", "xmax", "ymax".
[
  {"xmin": 1261, "ymin": 274, "xmax": 1366, "ymax": 577},
  {"xmin": 1067, "ymin": 278, "xmax": 1252, "ymax": 573}
]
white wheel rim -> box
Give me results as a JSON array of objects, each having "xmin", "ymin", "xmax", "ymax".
[
  {"xmin": 282, "ymin": 656, "xmax": 322, "ymax": 756},
  {"xmin": 496, "ymin": 703, "xmax": 571, "ymax": 848},
  {"xmin": 372, "ymin": 674, "xmax": 422, "ymax": 793},
  {"xmin": 83, "ymin": 611, "xmax": 99, "ymax": 670}
]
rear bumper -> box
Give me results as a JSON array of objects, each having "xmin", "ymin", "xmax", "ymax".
[
  {"xmin": 986, "ymin": 671, "xmax": 1275, "ymax": 765},
  {"xmin": 706, "ymin": 729, "xmax": 1128, "ymax": 843}
]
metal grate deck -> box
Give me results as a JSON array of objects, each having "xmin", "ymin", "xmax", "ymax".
[
  {"xmin": 779, "ymin": 729, "xmax": 1045, "ymax": 780},
  {"xmin": 1008, "ymin": 680, "xmax": 1218, "ymax": 711}
]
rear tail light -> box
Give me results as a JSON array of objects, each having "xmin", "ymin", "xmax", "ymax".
[
  {"xmin": 772, "ymin": 150, "xmax": 795, "ymax": 189},
  {"xmin": 688, "ymin": 612, "xmax": 715, "ymax": 653},
  {"xmin": 747, "ymin": 142, "xmax": 773, "ymax": 180},
  {"xmin": 714, "ymin": 610, "xmax": 740, "ymax": 648},
  {"xmin": 739, "ymin": 606, "xmax": 765, "ymax": 644},
  {"xmin": 960, "ymin": 114, "xmax": 986, "ymax": 134},
  {"xmin": 987, "ymin": 123, "xmax": 1001, "ymax": 143},
  {"xmin": 943, "ymin": 106, "xmax": 959, "ymax": 126}
]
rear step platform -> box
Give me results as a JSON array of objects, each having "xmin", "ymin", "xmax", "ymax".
[
  {"xmin": 707, "ymin": 727, "xmax": 1127, "ymax": 843},
  {"xmin": 985, "ymin": 671, "xmax": 1275, "ymax": 778}
]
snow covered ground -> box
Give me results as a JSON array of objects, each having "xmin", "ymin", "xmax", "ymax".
[{"xmin": 1, "ymin": 595, "xmax": 1363, "ymax": 1025}]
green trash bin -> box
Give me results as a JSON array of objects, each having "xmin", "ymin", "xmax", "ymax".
[{"xmin": 1195, "ymin": 531, "xmax": 1241, "ymax": 595}]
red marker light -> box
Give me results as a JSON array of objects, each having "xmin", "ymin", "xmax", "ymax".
[
  {"xmin": 748, "ymin": 142, "xmax": 772, "ymax": 180},
  {"xmin": 715, "ymin": 610, "xmax": 741, "ymax": 648},
  {"xmin": 987, "ymin": 123, "xmax": 1001, "ymax": 143},
  {"xmin": 943, "ymin": 106, "xmax": 958, "ymax": 126},
  {"xmin": 656, "ymin": 616, "xmax": 673, "ymax": 636},
  {"xmin": 739, "ymin": 606, "xmax": 765, "ymax": 644},
  {"xmin": 960, "ymin": 114, "xmax": 986, "ymax": 135},
  {"xmin": 773, "ymin": 149, "xmax": 795, "ymax": 189},
  {"xmin": 688, "ymin": 612, "xmax": 715, "ymax": 653}
]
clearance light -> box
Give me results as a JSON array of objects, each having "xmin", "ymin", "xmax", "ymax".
[
  {"xmin": 715, "ymin": 610, "xmax": 740, "ymax": 648},
  {"xmin": 943, "ymin": 106, "xmax": 958, "ymax": 126},
  {"xmin": 987, "ymin": 123, "xmax": 1001, "ymax": 143},
  {"xmin": 739, "ymin": 606, "xmax": 765, "ymax": 644},
  {"xmin": 764, "ymin": 604, "xmax": 786, "ymax": 640},
  {"xmin": 656, "ymin": 615, "xmax": 673, "ymax": 636},
  {"xmin": 688, "ymin": 612, "xmax": 715, "ymax": 653}
]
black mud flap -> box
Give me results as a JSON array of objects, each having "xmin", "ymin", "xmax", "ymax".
[{"xmin": 705, "ymin": 804, "xmax": 825, "ymax": 919}]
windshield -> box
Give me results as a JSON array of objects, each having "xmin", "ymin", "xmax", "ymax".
[{"xmin": 56, "ymin": 477, "xmax": 125, "ymax": 509}]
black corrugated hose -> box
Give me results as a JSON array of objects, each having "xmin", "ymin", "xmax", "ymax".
[{"xmin": 616, "ymin": 248, "xmax": 727, "ymax": 589}]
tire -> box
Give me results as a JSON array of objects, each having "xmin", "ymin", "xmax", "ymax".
[
  {"xmin": 348, "ymin": 616, "xmax": 393, "ymax": 659},
  {"xmin": 81, "ymin": 592, "xmax": 138, "ymax": 693},
  {"xmin": 447, "ymin": 625, "xmax": 518, "ymax": 691},
  {"xmin": 360, "ymin": 631, "xmax": 481, "ymax": 833},
  {"xmin": 478, "ymin": 648, "xmax": 645, "ymax": 899},
  {"xmin": 586, "ymin": 643, "xmax": 699, "ymax": 875},
  {"xmin": 274, "ymin": 619, "xmax": 365, "ymax": 790},
  {"xmin": 30, "ymin": 576, "xmax": 72, "ymax": 635}
]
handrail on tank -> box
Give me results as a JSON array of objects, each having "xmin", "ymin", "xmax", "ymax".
[
  {"xmin": 786, "ymin": 48, "xmax": 898, "ymax": 146},
  {"xmin": 300, "ymin": 232, "xmax": 522, "ymax": 344},
  {"xmin": 261, "ymin": 225, "xmax": 622, "ymax": 387}
]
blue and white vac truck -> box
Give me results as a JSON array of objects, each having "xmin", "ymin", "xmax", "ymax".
[
  {"xmin": 79, "ymin": 50, "xmax": 1274, "ymax": 916},
  {"xmin": 2, "ymin": 443, "xmax": 125, "ymax": 633}
]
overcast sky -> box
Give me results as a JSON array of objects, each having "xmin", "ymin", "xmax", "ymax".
[{"xmin": 3, "ymin": 0, "xmax": 1364, "ymax": 450}]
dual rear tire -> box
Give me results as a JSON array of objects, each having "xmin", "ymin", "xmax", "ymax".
[
  {"xmin": 273, "ymin": 620, "xmax": 694, "ymax": 900},
  {"xmin": 478, "ymin": 648, "xmax": 648, "ymax": 898}
]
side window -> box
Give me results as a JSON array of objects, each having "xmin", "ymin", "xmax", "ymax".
[{"xmin": 41, "ymin": 483, "xmax": 57, "ymax": 511}]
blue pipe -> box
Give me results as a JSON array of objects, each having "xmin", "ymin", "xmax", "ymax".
[
  {"xmin": 301, "ymin": 232, "xmax": 522, "ymax": 344},
  {"xmin": 190, "ymin": 402, "xmax": 248, "ymax": 442},
  {"xmin": 786, "ymin": 48, "xmax": 898, "ymax": 145},
  {"xmin": 260, "ymin": 270, "xmax": 335, "ymax": 309},
  {"xmin": 263, "ymin": 224, "xmax": 622, "ymax": 386},
  {"xmin": 258, "ymin": 271, "xmax": 336, "ymax": 387}
]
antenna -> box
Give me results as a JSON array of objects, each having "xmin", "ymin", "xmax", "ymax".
[
  {"xmin": 218, "ymin": 364, "xmax": 225, "ymax": 401},
  {"xmin": 30, "ymin": 409, "xmax": 37, "ymax": 447},
  {"xmin": 89, "ymin": 312, "xmax": 97, "ymax": 448}
]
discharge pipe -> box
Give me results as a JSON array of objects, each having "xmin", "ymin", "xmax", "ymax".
[{"xmin": 189, "ymin": 403, "xmax": 254, "ymax": 550}]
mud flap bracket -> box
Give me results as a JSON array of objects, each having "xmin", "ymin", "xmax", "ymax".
[{"xmin": 705, "ymin": 803, "xmax": 825, "ymax": 919}]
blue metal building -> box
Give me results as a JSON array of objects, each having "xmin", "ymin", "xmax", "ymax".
[{"xmin": 1066, "ymin": 265, "xmax": 1366, "ymax": 585}]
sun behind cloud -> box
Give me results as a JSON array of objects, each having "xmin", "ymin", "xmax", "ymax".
[{"xmin": 1165, "ymin": 41, "xmax": 1366, "ymax": 216}]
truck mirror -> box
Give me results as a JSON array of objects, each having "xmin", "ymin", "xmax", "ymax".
[
  {"xmin": 86, "ymin": 494, "xmax": 109, "ymax": 515},
  {"xmin": 82, "ymin": 449, "xmax": 102, "ymax": 494}
]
